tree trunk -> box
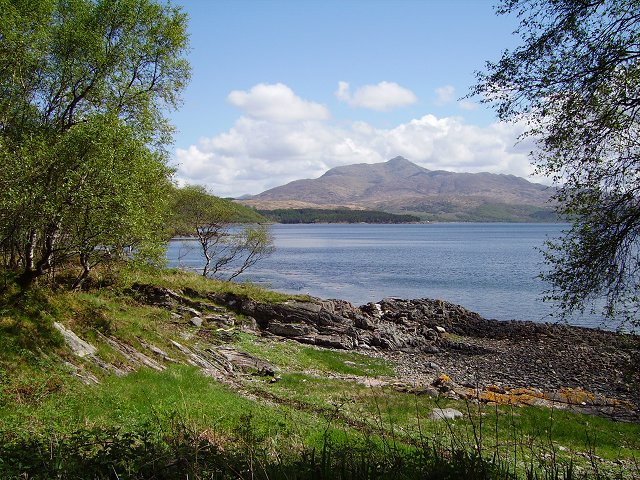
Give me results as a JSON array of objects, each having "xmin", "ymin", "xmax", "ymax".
[
  {"xmin": 17, "ymin": 228, "xmax": 56, "ymax": 289},
  {"xmin": 24, "ymin": 229, "xmax": 36, "ymax": 272},
  {"xmin": 17, "ymin": 229, "xmax": 38, "ymax": 288},
  {"xmin": 72, "ymin": 252, "xmax": 91, "ymax": 290}
]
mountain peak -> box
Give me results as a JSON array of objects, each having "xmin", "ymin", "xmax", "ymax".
[
  {"xmin": 243, "ymin": 157, "xmax": 555, "ymax": 222},
  {"xmin": 383, "ymin": 156, "xmax": 427, "ymax": 176},
  {"xmin": 386, "ymin": 156, "xmax": 411, "ymax": 166}
]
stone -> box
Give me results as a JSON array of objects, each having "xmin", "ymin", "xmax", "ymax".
[
  {"xmin": 179, "ymin": 306, "xmax": 202, "ymax": 317},
  {"xmin": 239, "ymin": 316, "xmax": 259, "ymax": 333},
  {"xmin": 286, "ymin": 301, "xmax": 322, "ymax": 313},
  {"xmin": 414, "ymin": 386, "xmax": 440, "ymax": 397},
  {"xmin": 313, "ymin": 334, "xmax": 353, "ymax": 350},
  {"xmin": 204, "ymin": 314, "xmax": 234, "ymax": 326},
  {"xmin": 190, "ymin": 316, "xmax": 203, "ymax": 327},
  {"xmin": 216, "ymin": 346, "xmax": 277, "ymax": 375},
  {"xmin": 268, "ymin": 321, "xmax": 314, "ymax": 337},
  {"xmin": 429, "ymin": 408, "xmax": 464, "ymax": 421},
  {"xmin": 54, "ymin": 322, "xmax": 97, "ymax": 357},
  {"xmin": 436, "ymin": 326, "xmax": 446, "ymax": 334}
]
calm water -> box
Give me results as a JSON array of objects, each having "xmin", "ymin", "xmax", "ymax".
[{"xmin": 166, "ymin": 223, "xmax": 603, "ymax": 328}]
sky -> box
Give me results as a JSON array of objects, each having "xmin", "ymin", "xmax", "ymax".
[{"xmin": 169, "ymin": 0, "xmax": 534, "ymax": 198}]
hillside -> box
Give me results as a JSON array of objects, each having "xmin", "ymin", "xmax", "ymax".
[
  {"xmin": 1, "ymin": 268, "xmax": 638, "ymax": 478},
  {"xmin": 241, "ymin": 157, "xmax": 557, "ymax": 222}
]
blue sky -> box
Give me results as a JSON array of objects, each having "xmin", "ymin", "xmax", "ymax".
[{"xmin": 169, "ymin": 0, "xmax": 533, "ymax": 198}]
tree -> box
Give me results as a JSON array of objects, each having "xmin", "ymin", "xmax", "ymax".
[
  {"xmin": 0, "ymin": 0, "xmax": 189, "ymax": 288},
  {"xmin": 473, "ymin": 0, "xmax": 640, "ymax": 327},
  {"xmin": 169, "ymin": 186, "xmax": 274, "ymax": 279}
]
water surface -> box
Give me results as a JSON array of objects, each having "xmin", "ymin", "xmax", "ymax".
[{"xmin": 167, "ymin": 223, "xmax": 603, "ymax": 328}]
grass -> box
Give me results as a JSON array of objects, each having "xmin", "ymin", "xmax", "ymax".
[
  {"xmin": 2, "ymin": 366, "xmax": 304, "ymax": 435},
  {"xmin": 3, "ymin": 362, "xmax": 637, "ymax": 479},
  {"xmin": 120, "ymin": 265, "xmax": 313, "ymax": 304},
  {"xmin": 0, "ymin": 265, "xmax": 639, "ymax": 478},
  {"xmin": 236, "ymin": 332, "xmax": 394, "ymax": 377}
]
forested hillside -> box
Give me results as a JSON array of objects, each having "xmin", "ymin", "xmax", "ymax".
[{"xmin": 258, "ymin": 208, "xmax": 421, "ymax": 224}]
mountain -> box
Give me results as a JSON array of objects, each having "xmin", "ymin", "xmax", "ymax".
[{"xmin": 241, "ymin": 156, "xmax": 557, "ymax": 222}]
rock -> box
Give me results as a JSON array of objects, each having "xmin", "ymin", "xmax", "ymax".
[
  {"xmin": 436, "ymin": 326, "xmax": 446, "ymax": 334},
  {"xmin": 422, "ymin": 345, "xmax": 440, "ymax": 354},
  {"xmin": 391, "ymin": 382, "xmax": 412, "ymax": 393},
  {"xmin": 190, "ymin": 316, "xmax": 203, "ymax": 327},
  {"xmin": 287, "ymin": 301, "xmax": 322, "ymax": 313},
  {"xmin": 179, "ymin": 306, "xmax": 202, "ymax": 317},
  {"xmin": 204, "ymin": 314, "xmax": 234, "ymax": 326},
  {"xmin": 268, "ymin": 321, "xmax": 314, "ymax": 337},
  {"xmin": 97, "ymin": 333, "xmax": 165, "ymax": 371},
  {"xmin": 414, "ymin": 386, "xmax": 440, "ymax": 397},
  {"xmin": 313, "ymin": 334, "xmax": 353, "ymax": 350},
  {"xmin": 54, "ymin": 322, "xmax": 97, "ymax": 357},
  {"xmin": 429, "ymin": 408, "xmax": 464, "ymax": 421},
  {"xmin": 138, "ymin": 339, "xmax": 176, "ymax": 362},
  {"xmin": 239, "ymin": 316, "xmax": 259, "ymax": 333},
  {"xmin": 216, "ymin": 346, "xmax": 278, "ymax": 375},
  {"xmin": 354, "ymin": 315, "xmax": 374, "ymax": 330}
]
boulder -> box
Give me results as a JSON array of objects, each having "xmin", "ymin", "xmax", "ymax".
[
  {"xmin": 268, "ymin": 321, "xmax": 315, "ymax": 337},
  {"xmin": 429, "ymin": 408, "xmax": 464, "ymax": 421}
]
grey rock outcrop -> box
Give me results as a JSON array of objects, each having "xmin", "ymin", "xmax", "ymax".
[{"xmin": 208, "ymin": 293, "xmax": 490, "ymax": 353}]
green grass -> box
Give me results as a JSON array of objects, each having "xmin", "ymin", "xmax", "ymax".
[
  {"xmin": 119, "ymin": 265, "xmax": 312, "ymax": 304},
  {"xmin": 255, "ymin": 371, "xmax": 640, "ymax": 465},
  {"xmin": 0, "ymin": 285, "xmax": 65, "ymax": 359},
  {"xmin": 236, "ymin": 333, "xmax": 394, "ymax": 376},
  {"xmin": 1, "ymin": 362, "xmax": 353, "ymax": 440},
  {"xmin": 5, "ymin": 362, "xmax": 636, "ymax": 479},
  {"xmin": 1, "ymin": 266, "xmax": 639, "ymax": 479}
]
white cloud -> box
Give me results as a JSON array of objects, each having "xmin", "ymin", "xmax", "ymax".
[
  {"xmin": 173, "ymin": 112, "xmax": 537, "ymax": 198},
  {"xmin": 227, "ymin": 83, "xmax": 330, "ymax": 123},
  {"xmin": 458, "ymin": 99, "xmax": 478, "ymax": 110},
  {"xmin": 434, "ymin": 85, "xmax": 455, "ymax": 106},
  {"xmin": 336, "ymin": 81, "xmax": 417, "ymax": 111}
]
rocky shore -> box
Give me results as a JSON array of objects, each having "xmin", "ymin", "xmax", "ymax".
[{"xmin": 132, "ymin": 284, "xmax": 640, "ymax": 422}]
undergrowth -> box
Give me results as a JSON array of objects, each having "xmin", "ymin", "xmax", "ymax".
[{"xmin": 0, "ymin": 266, "xmax": 639, "ymax": 479}]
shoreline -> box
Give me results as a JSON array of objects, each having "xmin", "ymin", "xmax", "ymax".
[{"xmin": 202, "ymin": 289, "xmax": 639, "ymax": 422}]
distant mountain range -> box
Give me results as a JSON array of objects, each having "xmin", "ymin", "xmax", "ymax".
[{"xmin": 240, "ymin": 156, "xmax": 557, "ymax": 222}]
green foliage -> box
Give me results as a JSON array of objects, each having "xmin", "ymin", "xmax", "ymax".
[
  {"xmin": 0, "ymin": 411, "xmax": 510, "ymax": 479},
  {"xmin": 258, "ymin": 208, "xmax": 421, "ymax": 224},
  {"xmin": 0, "ymin": 269, "xmax": 639, "ymax": 478},
  {"xmin": 474, "ymin": 0, "xmax": 640, "ymax": 326},
  {"xmin": 114, "ymin": 265, "xmax": 309, "ymax": 304},
  {"xmin": 3, "ymin": 361, "xmax": 637, "ymax": 478},
  {"xmin": 396, "ymin": 202, "xmax": 557, "ymax": 223},
  {"xmin": 169, "ymin": 185, "xmax": 265, "ymax": 236},
  {"xmin": 0, "ymin": 285, "xmax": 64, "ymax": 359},
  {"xmin": 169, "ymin": 185, "xmax": 274, "ymax": 279},
  {"xmin": 0, "ymin": 0, "xmax": 190, "ymax": 288}
]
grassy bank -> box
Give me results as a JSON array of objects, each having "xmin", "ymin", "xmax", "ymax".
[{"xmin": 0, "ymin": 265, "xmax": 638, "ymax": 478}]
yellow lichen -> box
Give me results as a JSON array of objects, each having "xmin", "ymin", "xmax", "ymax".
[{"xmin": 558, "ymin": 387, "xmax": 595, "ymax": 404}]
